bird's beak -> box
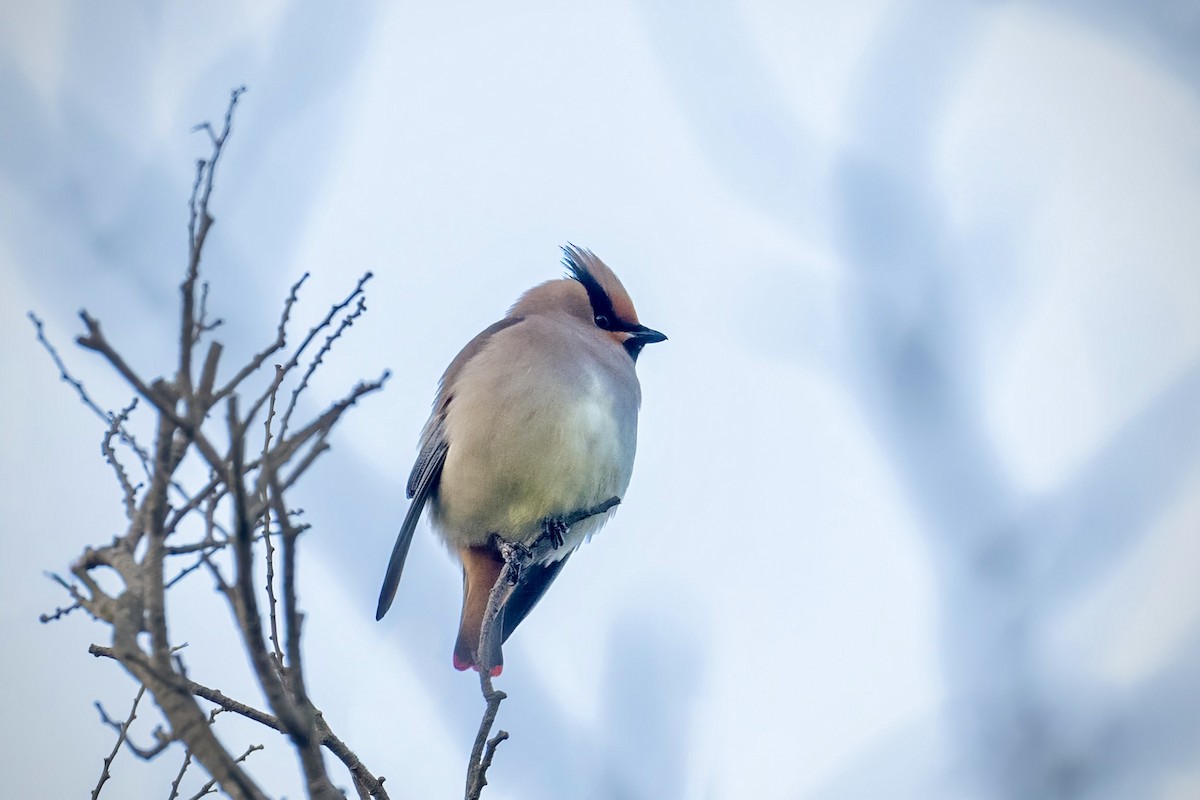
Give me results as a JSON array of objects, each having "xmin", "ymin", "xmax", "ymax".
[{"xmin": 627, "ymin": 324, "xmax": 667, "ymax": 345}]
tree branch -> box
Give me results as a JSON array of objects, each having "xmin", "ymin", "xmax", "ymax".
[
  {"xmin": 91, "ymin": 685, "xmax": 146, "ymax": 800},
  {"xmin": 464, "ymin": 496, "xmax": 621, "ymax": 799},
  {"xmin": 40, "ymin": 89, "xmax": 391, "ymax": 800},
  {"xmin": 90, "ymin": 644, "xmax": 391, "ymax": 799}
]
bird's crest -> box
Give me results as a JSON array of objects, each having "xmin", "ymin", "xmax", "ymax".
[{"xmin": 561, "ymin": 244, "xmax": 639, "ymax": 324}]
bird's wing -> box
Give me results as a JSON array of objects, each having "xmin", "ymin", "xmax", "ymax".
[
  {"xmin": 501, "ymin": 554, "xmax": 571, "ymax": 643},
  {"xmin": 375, "ymin": 316, "xmax": 526, "ymax": 622},
  {"xmin": 375, "ymin": 424, "xmax": 445, "ymax": 620}
]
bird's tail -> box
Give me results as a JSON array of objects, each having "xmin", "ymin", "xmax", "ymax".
[{"xmin": 453, "ymin": 545, "xmax": 506, "ymax": 676}]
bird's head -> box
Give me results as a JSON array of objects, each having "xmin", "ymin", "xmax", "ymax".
[{"xmin": 528, "ymin": 244, "xmax": 667, "ymax": 362}]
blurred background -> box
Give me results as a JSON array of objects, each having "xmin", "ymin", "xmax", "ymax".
[{"xmin": 2, "ymin": 1, "xmax": 1198, "ymax": 798}]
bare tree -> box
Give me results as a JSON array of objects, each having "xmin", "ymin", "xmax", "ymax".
[{"xmin": 35, "ymin": 88, "xmax": 390, "ymax": 800}]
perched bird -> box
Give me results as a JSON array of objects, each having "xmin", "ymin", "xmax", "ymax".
[{"xmin": 375, "ymin": 245, "xmax": 665, "ymax": 675}]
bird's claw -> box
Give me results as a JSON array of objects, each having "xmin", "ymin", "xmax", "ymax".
[
  {"xmin": 489, "ymin": 535, "xmax": 531, "ymax": 584},
  {"xmin": 538, "ymin": 516, "xmax": 568, "ymax": 550},
  {"xmin": 508, "ymin": 542, "xmax": 531, "ymax": 579}
]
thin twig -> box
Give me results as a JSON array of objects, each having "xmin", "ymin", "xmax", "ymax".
[
  {"xmin": 261, "ymin": 366, "xmax": 285, "ymax": 666},
  {"xmin": 183, "ymin": 744, "xmax": 263, "ymax": 800},
  {"xmin": 195, "ymin": 281, "xmax": 224, "ymax": 336},
  {"xmin": 240, "ymin": 272, "xmax": 371, "ymax": 428},
  {"xmin": 224, "ymin": 396, "xmax": 303, "ymax": 732},
  {"xmin": 465, "ymin": 673, "xmax": 508, "ymax": 800},
  {"xmin": 165, "ymin": 546, "xmax": 223, "ymax": 589},
  {"xmin": 182, "ymin": 86, "xmax": 245, "ymax": 397},
  {"xmin": 167, "ymin": 750, "xmax": 193, "ymax": 800},
  {"xmin": 28, "ymin": 312, "xmax": 153, "ymax": 476},
  {"xmin": 102, "ymin": 398, "xmax": 141, "ymax": 520},
  {"xmin": 95, "ymin": 697, "xmax": 173, "ymax": 760},
  {"xmin": 40, "ymin": 572, "xmax": 88, "ymax": 623},
  {"xmin": 279, "ymin": 290, "xmax": 370, "ymax": 440},
  {"xmin": 91, "ymin": 686, "xmax": 147, "ymax": 799},
  {"xmin": 164, "ymin": 467, "xmax": 236, "ymax": 537},
  {"xmin": 268, "ymin": 469, "xmax": 342, "ymax": 799},
  {"xmin": 39, "ymin": 600, "xmax": 82, "ymax": 623},
  {"xmin": 315, "ymin": 712, "xmax": 392, "ymax": 800},
  {"xmin": 465, "ymin": 496, "xmax": 621, "ymax": 799},
  {"xmin": 267, "ymin": 370, "xmax": 390, "ymax": 479},
  {"xmin": 89, "ymin": 645, "xmax": 390, "ymax": 798},
  {"xmin": 74, "ymin": 313, "xmax": 227, "ymax": 471},
  {"xmin": 213, "ymin": 273, "xmax": 309, "ymax": 403},
  {"xmin": 478, "ymin": 731, "xmax": 509, "ymax": 793}
]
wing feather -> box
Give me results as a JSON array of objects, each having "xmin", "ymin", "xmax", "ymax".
[
  {"xmin": 376, "ymin": 428, "xmax": 446, "ymax": 620},
  {"xmin": 501, "ymin": 554, "xmax": 571, "ymax": 643},
  {"xmin": 376, "ymin": 315, "xmax": 526, "ymax": 622}
]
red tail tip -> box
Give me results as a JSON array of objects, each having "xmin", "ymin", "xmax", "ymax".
[{"xmin": 451, "ymin": 654, "xmax": 503, "ymax": 677}]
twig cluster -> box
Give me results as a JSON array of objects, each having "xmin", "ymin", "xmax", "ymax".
[{"xmin": 35, "ymin": 88, "xmax": 389, "ymax": 800}]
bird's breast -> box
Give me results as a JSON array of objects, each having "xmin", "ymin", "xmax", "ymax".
[{"xmin": 433, "ymin": 351, "xmax": 638, "ymax": 552}]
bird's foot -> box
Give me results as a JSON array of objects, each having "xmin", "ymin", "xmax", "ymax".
[
  {"xmin": 537, "ymin": 516, "xmax": 568, "ymax": 550},
  {"xmin": 490, "ymin": 533, "xmax": 531, "ymax": 583}
]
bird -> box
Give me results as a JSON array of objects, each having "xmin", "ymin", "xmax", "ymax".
[{"xmin": 375, "ymin": 244, "xmax": 665, "ymax": 675}]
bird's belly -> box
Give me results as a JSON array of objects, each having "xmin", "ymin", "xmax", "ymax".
[{"xmin": 433, "ymin": 376, "xmax": 634, "ymax": 551}]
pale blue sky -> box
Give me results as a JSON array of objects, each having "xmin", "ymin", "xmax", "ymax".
[{"xmin": 2, "ymin": 2, "xmax": 1198, "ymax": 798}]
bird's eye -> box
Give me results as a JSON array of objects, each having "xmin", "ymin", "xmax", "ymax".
[{"xmin": 594, "ymin": 314, "xmax": 610, "ymax": 329}]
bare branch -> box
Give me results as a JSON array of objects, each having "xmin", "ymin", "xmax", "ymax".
[
  {"xmin": 165, "ymin": 469, "xmax": 232, "ymax": 536},
  {"xmin": 141, "ymin": 405, "xmax": 180, "ymax": 669},
  {"xmin": 102, "ymin": 398, "xmax": 141, "ymax": 520},
  {"xmin": 167, "ymin": 750, "xmax": 193, "ymax": 800},
  {"xmin": 282, "ymin": 271, "xmax": 373, "ymax": 388},
  {"xmin": 90, "ymin": 645, "xmax": 283, "ymax": 733},
  {"xmin": 465, "ymin": 496, "xmax": 621, "ymax": 798},
  {"xmin": 73, "ymin": 314, "xmax": 226, "ymax": 474},
  {"xmin": 261, "ymin": 366, "xmax": 285, "ymax": 666},
  {"xmin": 182, "ymin": 86, "xmax": 245, "ymax": 396},
  {"xmin": 225, "ymin": 397, "xmax": 302, "ymax": 731},
  {"xmin": 560, "ymin": 496, "xmax": 622, "ymax": 528},
  {"xmin": 28, "ymin": 311, "xmax": 115, "ymax": 425},
  {"xmin": 46, "ymin": 88, "xmax": 391, "ymax": 800},
  {"xmin": 315, "ymin": 713, "xmax": 392, "ymax": 800},
  {"xmin": 268, "ymin": 371, "xmax": 390, "ymax": 480},
  {"xmin": 38, "ymin": 601, "xmax": 82, "ymax": 623},
  {"xmin": 39, "ymin": 572, "xmax": 89, "ymax": 623},
  {"xmin": 90, "ymin": 645, "xmax": 391, "ymax": 798},
  {"xmin": 91, "ymin": 686, "xmax": 146, "ymax": 799},
  {"xmin": 165, "ymin": 547, "xmax": 222, "ymax": 589},
  {"xmin": 183, "ymin": 744, "xmax": 263, "ymax": 800},
  {"xmin": 279, "ymin": 289, "xmax": 370, "ymax": 440},
  {"xmin": 213, "ymin": 272, "xmax": 309, "ymax": 403},
  {"xmin": 89, "ymin": 647, "xmax": 269, "ymax": 800},
  {"xmin": 75, "ymin": 314, "xmax": 183, "ymax": 423},
  {"xmin": 465, "ymin": 674, "xmax": 508, "ymax": 800},
  {"xmin": 267, "ymin": 468, "xmax": 342, "ymax": 799},
  {"xmin": 197, "ymin": 340, "xmax": 223, "ymax": 401},
  {"xmin": 28, "ymin": 312, "xmax": 153, "ymax": 476},
  {"xmin": 95, "ymin": 697, "xmax": 173, "ymax": 760},
  {"xmin": 478, "ymin": 731, "xmax": 509, "ymax": 796},
  {"xmin": 195, "ymin": 281, "xmax": 224, "ymax": 338},
  {"xmin": 68, "ymin": 556, "xmax": 118, "ymax": 624},
  {"xmin": 240, "ymin": 271, "xmax": 372, "ymax": 428}
]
